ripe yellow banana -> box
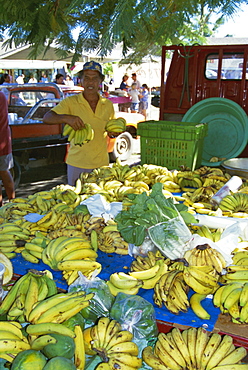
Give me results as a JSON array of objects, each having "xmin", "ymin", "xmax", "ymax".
[
  {"xmin": 74, "ymin": 325, "xmax": 85, "ymax": 370},
  {"xmin": 105, "ymin": 330, "xmax": 133, "ymax": 352},
  {"xmin": 195, "ymin": 326, "xmax": 209, "ymax": 370},
  {"xmin": 23, "ymin": 275, "xmax": 39, "ymax": 320},
  {"xmin": 31, "ymin": 334, "xmax": 57, "ymax": 350},
  {"xmin": 189, "ymin": 293, "xmax": 210, "ymax": 320},
  {"xmin": 110, "ymin": 272, "xmax": 142, "ymax": 290},
  {"xmin": 106, "ymin": 281, "xmax": 141, "ymax": 296},
  {"xmin": 57, "ymin": 259, "xmax": 101, "ymax": 271},
  {"xmin": 200, "ymin": 332, "xmax": 222, "ymax": 370},
  {"xmin": 26, "ymin": 322, "xmax": 75, "ymax": 338},
  {"xmin": 205, "ymin": 334, "xmax": 234, "ymax": 370},
  {"xmin": 142, "ymin": 346, "xmax": 169, "ymax": 370}
]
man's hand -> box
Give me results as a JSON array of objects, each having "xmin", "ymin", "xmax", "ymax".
[
  {"xmin": 66, "ymin": 115, "xmax": 85, "ymax": 131},
  {"xmin": 107, "ymin": 131, "xmax": 122, "ymax": 138}
]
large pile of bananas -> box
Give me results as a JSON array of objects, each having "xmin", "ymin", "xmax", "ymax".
[
  {"xmin": 84, "ymin": 317, "xmax": 142, "ymax": 370},
  {"xmin": 63, "ymin": 122, "xmax": 94, "ymax": 145},
  {"xmin": 142, "ymin": 326, "xmax": 248, "ymax": 370}
]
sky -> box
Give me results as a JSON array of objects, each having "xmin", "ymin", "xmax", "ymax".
[{"xmin": 214, "ymin": 3, "xmax": 248, "ymax": 37}]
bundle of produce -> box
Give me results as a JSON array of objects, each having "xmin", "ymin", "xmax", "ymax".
[
  {"xmin": 115, "ymin": 182, "xmax": 196, "ymax": 248},
  {"xmin": 83, "ymin": 317, "xmax": 142, "ymax": 370},
  {"xmin": 213, "ymin": 281, "xmax": 248, "ymax": 323},
  {"xmin": 142, "ymin": 326, "xmax": 248, "ymax": 370},
  {"xmin": 63, "ymin": 122, "xmax": 94, "ymax": 145},
  {"xmin": 105, "ymin": 117, "xmax": 126, "ymax": 133},
  {"xmin": 0, "ymin": 270, "xmax": 57, "ymax": 322}
]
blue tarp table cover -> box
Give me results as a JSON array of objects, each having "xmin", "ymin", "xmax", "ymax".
[{"xmin": 12, "ymin": 250, "xmax": 220, "ymax": 331}]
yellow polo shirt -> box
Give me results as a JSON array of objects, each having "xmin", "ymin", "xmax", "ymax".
[{"xmin": 52, "ymin": 93, "xmax": 115, "ymax": 169}]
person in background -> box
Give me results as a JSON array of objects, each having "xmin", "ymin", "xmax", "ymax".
[
  {"xmin": 40, "ymin": 74, "xmax": 48, "ymax": 83},
  {"xmin": 0, "ymin": 73, "xmax": 11, "ymax": 100},
  {"xmin": 120, "ymin": 75, "xmax": 130, "ymax": 91},
  {"xmin": 128, "ymin": 82, "xmax": 140, "ymax": 113},
  {"xmin": 139, "ymin": 83, "xmax": 149, "ymax": 120},
  {"xmin": 0, "ymin": 92, "xmax": 15, "ymax": 206},
  {"xmin": 53, "ymin": 73, "xmax": 65, "ymax": 85},
  {"xmin": 65, "ymin": 75, "xmax": 74, "ymax": 86},
  {"xmin": 16, "ymin": 74, "xmax": 25, "ymax": 84},
  {"xmin": 43, "ymin": 61, "xmax": 118, "ymax": 186},
  {"xmin": 28, "ymin": 74, "xmax": 37, "ymax": 83},
  {"xmin": 131, "ymin": 73, "xmax": 141, "ymax": 89}
]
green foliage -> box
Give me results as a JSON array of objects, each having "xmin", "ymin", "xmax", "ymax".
[
  {"xmin": 115, "ymin": 182, "xmax": 196, "ymax": 246},
  {"xmin": 0, "ymin": 0, "xmax": 245, "ymax": 64}
]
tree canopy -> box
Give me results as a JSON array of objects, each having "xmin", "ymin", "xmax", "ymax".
[{"xmin": 0, "ymin": 0, "xmax": 246, "ymax": 65}]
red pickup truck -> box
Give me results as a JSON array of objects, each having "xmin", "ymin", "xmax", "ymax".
[
  {"xmin": 158, "ymin": 44, "xmax": 248, "ymax": 165},
  {"xmin": 2, "ymin": 83, "xmax": 143, "ymax": 187}
]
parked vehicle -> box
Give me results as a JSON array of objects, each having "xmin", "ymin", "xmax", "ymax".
[
  {"xmin": 2, "ymin": 83, "xmax": 143, "ymax": 187},
  {"xmin": 157, "ymin": 44, "xmax": 248, "ymax": 163}
]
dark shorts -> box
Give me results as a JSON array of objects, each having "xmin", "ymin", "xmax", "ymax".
[
  {"xmin": 67, "ymin": 164, "xmax": 93, "ymax": 186},
  {"xmin": 0, "ymin": 153, "xmax": 14, "ymax": 171}
]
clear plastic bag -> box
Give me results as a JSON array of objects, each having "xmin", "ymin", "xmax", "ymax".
[
  {"xmin": 68, "ymin": 272, "xmax": 115, "ymax": 324},
  {"xmin": 109, "ymin": 293, "xmax": 158, "ymax": 347},
  {"xmin": 128, "ymin": 237, "xmax": 157, "ymax": 257}
]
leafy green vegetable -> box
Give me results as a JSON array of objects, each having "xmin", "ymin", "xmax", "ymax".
[{"xmin": 115, "ymin": 182, "xmax": 196, "ymax": 246}]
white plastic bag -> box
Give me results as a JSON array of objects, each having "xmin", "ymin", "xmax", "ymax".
[{"xmin": 81, "ymin": 193, "xmax": 122, "ymax": 222}]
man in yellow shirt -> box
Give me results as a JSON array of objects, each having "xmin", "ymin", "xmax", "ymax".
[{"xmin": 43, "ymin": 61, "xmax": 116, "ymax": 185}]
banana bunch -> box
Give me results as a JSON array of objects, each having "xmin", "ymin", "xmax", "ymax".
[
  {"xmin": 213, "ymin": 282, "xmax": 248, "ymax": 323},
  {"xmin": 153, "ymin": 270, "xmax": 190, "ymax": 314},
  {"xmin": 195, "ymin": 225, "xmax": 223, "ymax": 242},
  {"xmin": 231, "ymin": 249, "xmax": 248, "ymax": 266},
  {"xmin": 21, "ymin": 233, "xmax": 49, "ymax": 264},
  {"xmin": 63, "ymin": 122, "xmax": 94, "ymax": 145},
  {"xmin": 105, "ymin": 117, "xmax": 126, "ymax": 133},
  {"xmin": 97, "ymin": 224, "xmax": 129, "ymax": 255},
  {"xmin": 42, "ymin": 236, "xmax": 101, "ymax": 276},
  {"xmin": 130, "ymin": 250, "xmax": 167, "ymax": 271},
  {"xmin": 0, "ymin": 222, "xmax": 30, "ymax": 257},
  {"xmin": 84, "ymin": 216, "xmax": 106, "ymax": 233},
  {"xmin": 129, "ymin": 257, "xmax": 168, "ymax": 290},
  {"xmin": 0, "ymin": 269, "xmax": 57, "ymax": 322},
  {"xmin": 183, "ymin": 244, "xmax": 226, "ymax": 273},
  {"xmin": 28, "ymin": 290, "xmax": 93, "ymax": 324},
  {"xmin": 107, "ymin": 272, "xmax": 143, "ymax": 296},
  {"xmin": 1, "ymin": 200, "xmax": 38, "ymax": 221},
  {"xmin": 142, "ymin": 326, "xmax": 248, "ymax": 370},
  {"xmin": 177, "ymin": 171, "xmax": 203, "ymax": 189},
  {"xmin": 85, "ymin": 317, "xmax": 142, "ymax": 370},
  {"xmin": 0, "ymin": 321, "xmax": 31, "ymax": 362},
  {"xmin": 219, "ymin": 193, "xmax": 248, "ymax": 216},
  {"xmin": 183, "ymin": 265, "xmax": 219, "ymax": 294}
]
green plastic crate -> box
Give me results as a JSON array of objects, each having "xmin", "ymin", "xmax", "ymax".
[{"xmin": 137, "ymin": 120, "xmax": 208, "ymax": 170}]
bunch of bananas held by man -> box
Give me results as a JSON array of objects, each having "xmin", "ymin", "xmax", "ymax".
[
  {"xmin": 0, "ymin": 269, "xmax": 57, "ymax": 323},
  {"xmin": 142, "ymin": 326, "xmax": 248, "ymax": 370},
  {"xmin": 63, "ymin": 122, "xmax": 94, "ymax": 145},
  {"xmin": 105, "ymin": 117, "xmax": 126, "ymax": 133},
  {"xmin": 83, "ymin": 317, "xmax": 142, "ymax": 370},
  {"xmin": 183, "ymin": 244, "xmax": 226, "ymax": 274}
]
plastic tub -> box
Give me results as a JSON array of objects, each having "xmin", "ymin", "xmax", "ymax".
[
  {"xmin": 182, "ymin": 98, "xmax": 248, "ymax": 167},
  {"xmin": 221, "ymin": 158, "xmax": 248, "ymax": 179}
]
